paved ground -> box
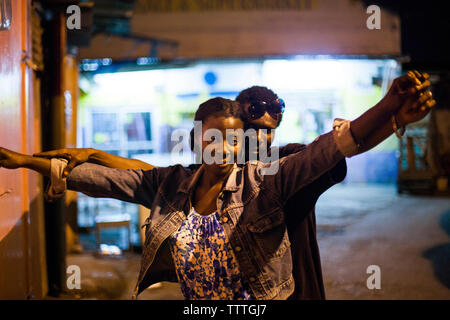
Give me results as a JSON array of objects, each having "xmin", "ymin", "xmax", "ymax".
[
  {"xmin": 55, "ymin": 183, "xmax": 450, "ymax": 300},
  {"xmin": 317, "ymin": 183, "xmax": 450, "ymax": 299}
]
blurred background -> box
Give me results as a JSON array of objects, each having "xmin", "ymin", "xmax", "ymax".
[{"xmin": 0, "ymin": 0, "xmax": 449, "ymax": 299}]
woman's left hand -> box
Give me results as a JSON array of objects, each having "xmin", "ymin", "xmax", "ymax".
[{"xmin": 34, "ymin": 148, "xmax": 95, "ymax": 177}]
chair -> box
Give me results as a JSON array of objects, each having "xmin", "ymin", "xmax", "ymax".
[{"xmin": 92, "ymin": 198, "xmax": 132, "ymax": 252}]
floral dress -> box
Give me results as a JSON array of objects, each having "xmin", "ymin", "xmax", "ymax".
[{"xmin": 169, "ymin": 207, "xmax": 254, "ymax": 300}]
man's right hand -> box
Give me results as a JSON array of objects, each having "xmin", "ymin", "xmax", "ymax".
[
  {"xmin": 381, "ymin": 70, "xmax": 431, "ymax": 114},
  {"xmin": 34, "ymin": 148, "xmax": 95, "ymax": 177},
  {"xmin": 396, "ymin": 90, "xmax": 436, "ymax": 127}
]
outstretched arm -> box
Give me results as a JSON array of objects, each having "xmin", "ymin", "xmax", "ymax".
[
  {"xmin": 65, "ymin": 162, "xmax": 161, "ymax": 208},
  {"xmin": 90, "ymin": 150, "xmax": 154, "ymax": 170},
  {"xmin": 34, "ymin": 148, "xmax": 155, "ymax": 177},
  {"xmin": 350, "ymin": 71, "xmax": 434, "ymax": 154},
  {"xmin": 354, "ymin": 90, "xmax": 433, "ymax": 154},
  {"xmin": 0, "ymin": 148, "xmax": 51, "ymax": 176},
  {"xmin": 0, "ymin": 147, "xmax": 162, "ymax": 208},
  {"xmin": 263, "ymin": 71, "xmax": 434, "ymax": 202}
]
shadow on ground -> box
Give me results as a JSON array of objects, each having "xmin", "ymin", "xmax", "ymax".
[{"xmin": 423, "ymin": 209, "xmax": 450, "ymax": 289}]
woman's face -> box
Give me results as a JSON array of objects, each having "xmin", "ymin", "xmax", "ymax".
[{"xmin": 201, "ymin": 115, "xmax": 244, "ymax": 169}]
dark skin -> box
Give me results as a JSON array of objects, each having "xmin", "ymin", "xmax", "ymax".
[
  {"xmin": 193, "ymin": 116, "xmax": 243, "ymax": 215},
  {"xmin": 349, "ymin": 70, "xmax": 433, "ymax": 152}
]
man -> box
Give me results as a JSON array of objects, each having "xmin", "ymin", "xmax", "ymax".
[
  {"xmin": 237, "ymin": 85, "xmax": 344, "ymax": 299},
  {"xmin": 33, "ymin": 70, "xmax": 433, "ymax": 299}
]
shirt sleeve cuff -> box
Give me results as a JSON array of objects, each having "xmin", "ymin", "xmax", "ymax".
[
  {"xmin": 332, "ymin": 118, "xmax": 359, "ymax": 157},
  {"xmin": 45, "ymin": 158, "xmax": 68, "ymax": 202}
]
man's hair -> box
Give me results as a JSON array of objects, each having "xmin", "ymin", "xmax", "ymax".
[
  {"xmin": 190, "ymin": 97, "xmax": 243, "ymax": 151},
  {"xmin": 195, "ymin": 97, "xmax": 243, "ymax": 123},
  {"xmin": 235, "ymin": 86, "xmax": 279, "ymax": 105},
  {"xmin": 235, "ymin": 86, "xmax": 283, "ymax": 127}
]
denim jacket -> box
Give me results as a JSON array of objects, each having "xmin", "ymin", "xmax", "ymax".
[{"xmin": 57, "ymin": 120, "xmax": 357, "ymax": 300}]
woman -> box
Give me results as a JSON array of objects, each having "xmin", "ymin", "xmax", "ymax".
[{"xmin": 0, "ymin": 83, "xmax": 435, "ymax": 299}]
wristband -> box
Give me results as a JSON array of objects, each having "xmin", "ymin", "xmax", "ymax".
[{"xmin": 392, "ymin": 114, "xmax": 406, "ymax": 139}]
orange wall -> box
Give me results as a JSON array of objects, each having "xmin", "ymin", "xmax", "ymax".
[
  {"xmin": 0, "ymin": 0, "xmax": 47, "ymax": 299},
  {"xmin": 63, "ymin": 54, "xmax": 80, "ymax": 253}
]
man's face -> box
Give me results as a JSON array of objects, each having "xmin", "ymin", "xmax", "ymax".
[{"xmin": 242, "ymin": 102, "xmax": 280, "ymax": 152}]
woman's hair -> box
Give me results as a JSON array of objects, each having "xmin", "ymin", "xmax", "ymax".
[
  {"xmin": 190, "ymin": 97, "xmax": 243, "ymax": 151},
  {"xmin": 194, "ymin": 97, "xmax": 243, "ymax": 123}
]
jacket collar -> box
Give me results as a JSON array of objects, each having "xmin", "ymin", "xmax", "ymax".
[{"xmin": 177, "ymin": 163, "xmax": 242, "ymax": 195}]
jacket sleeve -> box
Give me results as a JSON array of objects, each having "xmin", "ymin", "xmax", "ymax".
[
  {"xmin": 261, "ymin": 119, "xmax": 357, "ymax": 204},
  {"xmin": 278, "ymin": 143, "xmax": 347, "ymax": 197},
  {"xmin": 65, "ymin": 162, "xmax": 164, "ymax": 209}
]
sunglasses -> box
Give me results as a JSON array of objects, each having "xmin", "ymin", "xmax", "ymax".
[{"xmin": 248, "ymin": 98, "xmax": 285, "ymax": 120}]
